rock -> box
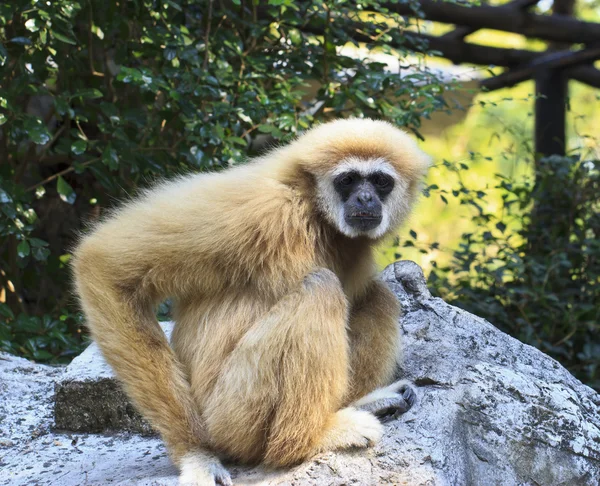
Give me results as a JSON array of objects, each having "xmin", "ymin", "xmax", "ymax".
[
  {"xmin": 54, "ymin": 323, "xmax": 173, "ymax": 434},
  {"xmin": 1, "ymin": 260, "xmax": 599, "ymax": 485}
]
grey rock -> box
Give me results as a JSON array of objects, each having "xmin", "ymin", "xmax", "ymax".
[
  {"xmin": 54, "ymin": 324, "xmax": 173, "ymax": 434},
  {"xmin": 1, "ymin": 260, "xmax": 599, "ymax": 486}
]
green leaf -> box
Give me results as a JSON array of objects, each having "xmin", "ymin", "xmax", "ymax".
[
  {"xmin": 29, "ymin": 238, "xmax": 48, "ymax": 248},
  {"xmin": 32, "ymin": 246, "xmax": 51, "ymax": 262},
  {"xmin": 17, "ymin": 240, "xmax": 30, "ymax": 258},
  {"xmin": 0, "ymin": 303, "xmax": 14, "ymax": 320},
  {"xmin": 165, "ymin": 0, "xmax": 183, "ymax": 10},
  {"xmin": 24, "ymin": 117, "xmax": 51, "ymax": 145},
  {"xmin": 102, "ymin": 144, "xmax": 119, "ymax": 170},
  {"xmin": 54, "ymin": 97, "xmax": 70, "ymax": 116},
  {"xmin": 51, "ymin": 29, "xmax": 77, "ymax": 45},
  {"xmin": 1, "ymin": 204, "xmax": 16, "ymax": 219},
  {"xmin": 71, "ymin": 140, "xmax": 87, "ymax": 155},
  {"xmin": 25, "ymin": 18, "xmax": 40, "ymax": 32},
  {"xmin": 0, "ymin": 189, "xmax": 12, "ymax": 203},
  {"xmin": 237, "ymin": 112, "xmax": 252, "ymax": 124},
  {"xmin": 23, "ymin": 208, "xmax": 38, "ymax": 224},
  {"xmin": 71, "ymin": 89, "xmax": 102, "ymax": 99},
  {"xmin": 228, "ymin": 136, "xmax": 247, "ymax": 146},
  {"xmin": 0, "ymin": 43, "xmax": 7, "ymax": 66},
  {"xmin": 33, "ymin": 349, "xmax": 54, "ymax": 360},
  {"xmin": 9, "ymin": 37, "xmax": 32, "ymax": 45},
  {"xmin": 57, "ymin": 176, "xmax": 76, "ymax": 204},
  {"xmin": 258, "ymin": 124, "xmax": 275, "ymax": 133},
  {"xmin": 164, "ymin": 48, "xmax": 177, "ymax": 61}
]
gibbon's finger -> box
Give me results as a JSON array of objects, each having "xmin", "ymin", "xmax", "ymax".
[{"xmin": 400, "ymin": 384, "xmax": 417, "ymax": 410}]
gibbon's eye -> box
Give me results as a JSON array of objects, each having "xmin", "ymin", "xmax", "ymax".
[
  {"xmin": 334, "ymin": 171, "xmax": 360, "ymax": 197},
  {"xmin": 340, "ymin": 175, "xmax": 354, "ymax": 186},
  {"xmin": 372, "ymin": 173, "xmax": 392, "ymax": 188}
]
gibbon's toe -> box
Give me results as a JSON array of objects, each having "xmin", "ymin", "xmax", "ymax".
[
  {"xmin": 354, "ymin": 381, "xmax": 417, "ymax": 422},
  {"xmin": 339, "ymin": 408, "xmax": 384, "ymax": 448},
  {"xmin": 179, "ymin": 453, "xmax": 232, "ymax": 486},
  {"xmin": 319, "ymin": 408, "xmax": 384, "ymax": 453},
  {"xmin": 365, "ymin": 394, "xmax": 413, "ymax": 423},
  {"xmin": 350, "ymin": 409, "xmax": 385, "ymax": 447},
  {"xmin": 401, "ymin": 384, "xmax": 417, "ymax": 410}
]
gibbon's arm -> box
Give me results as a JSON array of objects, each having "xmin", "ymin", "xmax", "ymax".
[
  {"xmin": 72, "ymin": 170, "xmax": 299, "ymax": 467},
  {"xmin": 73, "ymin": 196, "xmax": 210, "ymax": 464}
]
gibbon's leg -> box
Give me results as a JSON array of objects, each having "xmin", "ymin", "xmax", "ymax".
[
  {"xmin": 73, "ymin": 250, "xmax": 231, "ymax": 486},
  {"xmin": 343, "ymin": 279, "xmax": 416, "ymax": 420},
  {"xmin": 204, "ymin": 269, "xmax": 383, "ymax": 468},
  {"xmin": 346, "ymin": 279, "xmax": 402, "ymax": 403}
]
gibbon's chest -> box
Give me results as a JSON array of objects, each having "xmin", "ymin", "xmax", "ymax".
[{"xmin": 322, "ymin": 243, "xmax": 376, "ymax": 304}]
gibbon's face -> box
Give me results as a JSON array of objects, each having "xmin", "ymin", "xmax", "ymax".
[{"xmin": 317, "ymin": 157, "xmax": 409, "ymax": 239}]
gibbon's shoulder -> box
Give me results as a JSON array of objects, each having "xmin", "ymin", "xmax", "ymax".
[
  {"xmin": 105, "ymin": 161, "xmax": 299, "ymax": 233},
  {"xmin": 124, "ymin": 161, "xmax": 285, "ymax": 208}
]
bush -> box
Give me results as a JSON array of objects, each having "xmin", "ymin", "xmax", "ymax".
[
  {"xmin": 429, "ymin": 155, "xmax": 600, "ymax": 390},
  {"xmin": 0, "ymin": 0, "xmax": 448, "ymax": 362}
]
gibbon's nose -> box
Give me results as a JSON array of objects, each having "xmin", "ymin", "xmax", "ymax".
[{"xmin": 357, "ymin": 190, "xmax": 373, "ymax": 205}]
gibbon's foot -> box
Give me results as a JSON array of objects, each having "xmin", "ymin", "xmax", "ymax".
[
  {"xmin": 179, "ymin": 452, "xmax": 232, "ymax": 486},
  {"xmin": 319, "ymin": 408, "xmax": 384, "ymax": 452},
  {"xmin": 363, "ymin": 387, "xmax": 415, "ymax": 423},
  {"xmin": 354, "ymin": 380, "xmax": 417, "ymax": 423}
]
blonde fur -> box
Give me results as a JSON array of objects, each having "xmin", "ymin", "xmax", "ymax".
[{"xmin": 72, "ymin": 118, "xmax": 430, "ymax": 484}]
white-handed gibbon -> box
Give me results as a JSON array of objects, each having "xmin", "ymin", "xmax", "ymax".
[{"xmin": 72, "ymin": 118, "xmax": 431, "ymax": 485}]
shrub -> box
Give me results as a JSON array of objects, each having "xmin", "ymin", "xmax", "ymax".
[
  {"xmin": 429, "ymin": 155, "xmax": 600, "ymax": 390},
  {"xmin": 0, "ymin": 0, "xmax": 448, "ymax": 362}
]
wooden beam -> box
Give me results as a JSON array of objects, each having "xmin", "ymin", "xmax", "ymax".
[
  {"xmin": 399, "ymin": 33, "xmax": 600, "ymax": 89},
  {"xmin": 569, "ymin": 65, "xmax": 600, "ymax": 89},
  {"xmin": 440, "ymin": 0, "xmax": 540, "ymax": 42},
  {"xmin": 535, "ymin": 68, "xmax": 567, "ymax": 157},
  {"xmin": 386, "ymin": 0, "xmax": 600, "ymax": 45},
  {"xmin": 402, "ymin": 32, "xmax": 535, "ymax": 67},
  {"xmin": 481, "ymin": 44, "xmax": 600, "ymax": 91},
  {"xmin": 297, "ymin": 22, "xmax": 600, "ymax": 90}
]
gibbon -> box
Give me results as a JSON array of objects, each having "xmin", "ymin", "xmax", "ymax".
[{"xmin": 72, "ymin": 118, "xmax": 430, "ymax": 486}]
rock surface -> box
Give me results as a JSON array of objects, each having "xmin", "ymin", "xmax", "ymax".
[
  {"xmin": 54, "ymin": 325, "xmax": 174, "ymax": 434},
  {"xmin": 1, "ymin": 260, "xmax": 599, "ymax": 485}
]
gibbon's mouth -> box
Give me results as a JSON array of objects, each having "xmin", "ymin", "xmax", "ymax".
[{"xmin": 345, "ymin": 212, "xmax": 382, "ymax": 231}]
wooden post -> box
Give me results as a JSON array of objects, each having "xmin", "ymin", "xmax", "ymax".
[{"xmin": 535, "ymin": 68, "xmax": 567, "ymax": 157}]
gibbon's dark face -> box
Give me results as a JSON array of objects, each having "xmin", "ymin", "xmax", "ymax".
[
  {"xmin": 333, "ymin": 170, "xmax": 395, "ymax": 232},
  {"xmin": 317, "ymin": 157, "xmax": 405, "ymax": 239}
]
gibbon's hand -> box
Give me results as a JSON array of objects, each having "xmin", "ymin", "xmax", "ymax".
[
  {"xmin": 357, "ymin": 383, "xmax": 416, "ymax": 423},
  {"xmin": 179, "ymin": 452, "xmax": 232, "ymax": 486}
]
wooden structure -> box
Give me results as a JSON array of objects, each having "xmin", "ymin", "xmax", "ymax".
[
  {"xmin": 293, "ymin": 0, "xmax": 600, "ymax": 157},
  {"xmin": 389, "ymin": 0, "xmax": 600, "ymax": 157}
]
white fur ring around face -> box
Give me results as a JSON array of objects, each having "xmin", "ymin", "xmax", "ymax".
[{"xmin": 179, "ymin": 452, "xmax": 232, "ymax": 486}]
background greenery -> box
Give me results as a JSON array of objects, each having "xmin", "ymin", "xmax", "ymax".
[{"xmin": 1, "ymin": 0, "xmax": 598, "ymax": 390}]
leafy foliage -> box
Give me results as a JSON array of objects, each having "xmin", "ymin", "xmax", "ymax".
[
  {"xmin": 0, "ymin": 0, "xmax": 448, "ymax": 362},
  {"xmin": 428, "ymin": 155, "xmax": 600, "ymax": 390},
  {"xmin": 2, "ymin": 0, "xmax": 598, "ymax": 393}
]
